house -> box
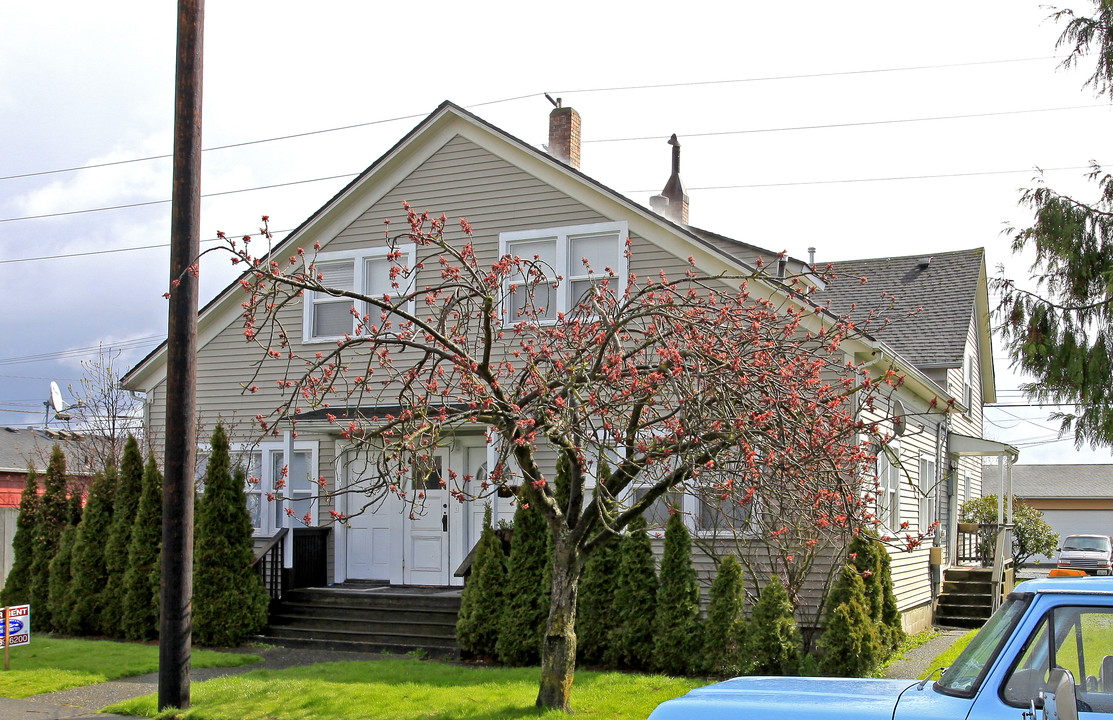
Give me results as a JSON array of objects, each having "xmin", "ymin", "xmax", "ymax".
[
  {"xmin": 818, "ymin": 249, "xmax": 1017, "ymax": 627},
  {"xmin": 120, "ymin": 101, "xmax": 1011, "ymax": 633},
  {"xmin": 0, "ymin": 426, "xmax": 90, "ymax": 592},
  {"xmin": 1011, "ymin": 464, "xmax": 1113, "ymax": 565}
]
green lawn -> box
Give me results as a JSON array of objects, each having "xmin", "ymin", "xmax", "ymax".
[
  {"xmin": 105, "ymin": 659, "xmax": 705, "ymax": 720},
  {"xmin": 0, "ymin": 637, "xmax": 261, "ymax": 698}
]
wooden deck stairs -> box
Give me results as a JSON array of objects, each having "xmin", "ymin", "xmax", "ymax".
[{"xmin": 934, "ymin": 566, "xmax": 996, "ymax": 629}]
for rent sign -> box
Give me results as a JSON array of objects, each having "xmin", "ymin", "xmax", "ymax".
[{"xmin": 1, "ymin": 604, "xmax": 30, "ymax": 649}]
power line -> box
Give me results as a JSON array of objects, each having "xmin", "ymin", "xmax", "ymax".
[
  {"xmin": 584, "ymin": 104, "xmax": 1109, "ymax": 144},
  {"xmin": 0, "ymin": 174, "xmax": 354, "ymax": 224},
  {"xmin": 552, "ymin": 56, "xmax": 1059, "ymax": 95},
  {"xmin": 1, "ymin": 160, "xmax": 1098, "ymax": 228},
  {"xmin": 0, "ymin": 56, "xmax": 1065, "ymax": 184},
  {"xmin": 0, "ymin": 336, "xmax": 164, "ymax": 367},
  {"xmin": 626, "ymin": 164, "xmax": 1095, "ymax": 194},
  {"xmin": 0, "ymin": 228, "xmax": 292, "ymax": 266},
  {"xmin": 0, "ymin": 92, "xmax": 542, "ymax": 183}
]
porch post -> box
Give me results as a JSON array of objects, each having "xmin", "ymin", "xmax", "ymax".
[
  {"xmin": 997, "ymin": 455, "xmax": 1005, "ymax": 526},
  {"xmin": 284, "ymin": 430, "xmax": 294, "ymax": 571}
]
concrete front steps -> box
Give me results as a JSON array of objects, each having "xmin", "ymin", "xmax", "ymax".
[
  {"xmin": 261, "ymin": 583, "xmax": 462, "ymax": 657},
  {"xmin": 934, "ymin": 567, "xmax": 995, "ymax": 629}
]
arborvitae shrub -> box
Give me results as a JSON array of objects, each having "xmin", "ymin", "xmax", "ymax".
[
  {"xmin": 605, "ymin": 515, "xmax": 658, "ymax": 671},
  {"xmin": 878, "ymin": 548, "xmax": 904, "ymax": 648},
  {"xmin": 654, "ymin": 512, "xmax": 701, "ymax": 675},
  {"xmin": 818, "ymin": 564, "xmax": 883, "ymax": 677},
  {"xmin": 576, "ymin": 491, "xmax": 621, "ymax": 666},
  {"xmin": 69, "ymin": 465, "xmax": 117, "ymax": 635},
  {"xmin": 748, "ymin": 575, "xmax": 802, "ymax": 676},
  {"xmin": 848, "ymin": 531, "xmax": 903, "ymax": 650},
  {"xmin": 193, "ymin": 425, "xmax": 270, "ymax": 646},
  {"xmin": 496, "ymin": 489, "xmax": 550, "ymax": 666},
  {"xmin": 848, "ymin": 533, "xmax": 883, "ymax": 620},
  {"xmin": 456, "ymin": 504, "xmax": 506, "ymax": 659},
  {"xmin": 48, "ymin": 488, "xmax": 83, "ymax": 633},
  {"xmin": 0, "ymin": 469, "xmax": 40, "ymax": 607},
  {"xmin": 701, "ymin": 554, "xmax": 748, "ymax": 678},
  {"xmin": 103, "ymin": 435, "xmax": 143, "ymax": 638},
  {"xmin": 30, "ymin": 446, "xmax": 69, "ymax": 631},
  {"xmin": 121, "ymin": 456, "xmax": 163, "ymax": 641}
]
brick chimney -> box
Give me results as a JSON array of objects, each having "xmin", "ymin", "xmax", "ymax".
[
  {"xmin": 650, "ymin": 134, "xmax": 689, "ymax": 225},
  {"xmin": 548, "ymin": 100, "xmax": 581, "ymax": 169}
]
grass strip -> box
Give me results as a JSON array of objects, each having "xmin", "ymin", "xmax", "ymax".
[
  {"xmin": 105, "ymin": 658, "xmax": 705, "ymax": 720},
  {"xmin": 0, "ymin": 637, "xmax": 261, "ymax": 698},
  {"xmin": 920, "ymin": 629, "xmax": 978, "ymax": 679}
]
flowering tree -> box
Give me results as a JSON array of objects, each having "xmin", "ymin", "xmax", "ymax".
[{"xmin": 211, "ymin": 206, "xmax": 899, "ymax": 711}]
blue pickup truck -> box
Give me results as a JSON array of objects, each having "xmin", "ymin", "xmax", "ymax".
[{"xmin": 649, "ymin": 577, "xmax": 1113, "ymax": 720}]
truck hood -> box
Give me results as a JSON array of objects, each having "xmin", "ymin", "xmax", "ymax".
[{"xmin": 647, "ymin": 676, "xmax": 920, "ymax": 720}]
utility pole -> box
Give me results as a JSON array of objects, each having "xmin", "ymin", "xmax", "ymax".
[{"xmin": 160, "ymin": 0, "xmax": 204, "ymax": 711}]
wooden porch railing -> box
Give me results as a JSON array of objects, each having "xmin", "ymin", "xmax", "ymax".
[{"xmin": 251, "ymin": 527, "xmax": 289, "ymax": 602}]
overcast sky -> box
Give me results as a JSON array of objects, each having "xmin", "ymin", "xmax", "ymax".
[{"xmin": 1, "ymin": 1, "xmax": 1111, "ymax": 464}]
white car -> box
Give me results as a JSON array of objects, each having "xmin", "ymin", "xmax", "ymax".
[{"xmin": 1057, "ymin": 534, "xmax": 1113, "ymax": 576}]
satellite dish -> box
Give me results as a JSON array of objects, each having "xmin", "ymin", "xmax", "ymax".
[{"xmin": 47, "ymin": 382, "xmax": 71, "ymax": 423}]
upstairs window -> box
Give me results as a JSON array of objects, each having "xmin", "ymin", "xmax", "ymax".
[
  {"xmin": 877, "ymin": 442, "xmax": 901, "ymax": 530},
  {"xmin": 303, "ymin": 246, "xmax": 416, "ymax": 342},
  {"xmin": 919, "ymin": 455, "xmax": 937, "ymax": 532},
  {"xmin": 500, "ymin": 221, "xmax": 628, "ymax": 322}
]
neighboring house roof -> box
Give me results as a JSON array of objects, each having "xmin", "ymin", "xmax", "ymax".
[
  {"xmin": 1012, "ymin": 464, "xmax": 1113, "ymax": 500},
  {"xmin": 0, "ymin": 427, "xmax": 82, "ymax": 474}
]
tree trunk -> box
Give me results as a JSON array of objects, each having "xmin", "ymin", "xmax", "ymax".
[{"xmin": 536, "ymin": 535, "xmax": 580, "ymax": 712}]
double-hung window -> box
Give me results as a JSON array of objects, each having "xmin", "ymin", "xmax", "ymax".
[
  {"xmin": 697, "ymin": 490, "xmax": 757, "ymax": 535},
  {"xmin": 876, "ymin": 442, "xmax": 901, "ymax": 530},
  {"xmin": 500, "ymin": 221, "xmax": 627, "ymax": 321},
  {"xmin": 303, "ymin": 245, "xmax": 416, "ymax": 342},
  {"xmin": 919, "ymin": 455, "xmax": 937, "ymax": 532}
]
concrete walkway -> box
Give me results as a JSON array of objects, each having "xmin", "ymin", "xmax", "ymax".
[{"xmin": 881, "ymin": 626, "xmax": 971, "ymax": 680}]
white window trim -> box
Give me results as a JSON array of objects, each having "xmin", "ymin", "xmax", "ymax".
[
  {"xmin": 498, "ymin": 221, "xmax": 628, "ymax": 323},
  {"xmin": 918, "ymin": 453, "xmax": 937, "ymax": 533},
  {"xmin": 262, "ymin": 439, "xmax": 320, "ymax": 535},
  {"xmin": 302, "ymin": 244, "xmax": 417, "ymax": 344},
  {"xmin": 876, "ymin": 440, "xmax": 901, "ymax": 533}
]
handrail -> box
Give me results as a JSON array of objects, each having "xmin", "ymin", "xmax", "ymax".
[
  {"xmin": 252, "ymin": 527, "xmax": 289, "ymax": 566},
  {"xmin": 252, "ymin": 527, "xmax": 289, "ymax": 602}
]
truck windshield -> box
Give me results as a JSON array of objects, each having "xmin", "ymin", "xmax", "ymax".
[{"xmin": 936, "ymin": 593, "xmax": 1032, "ymax": 697}]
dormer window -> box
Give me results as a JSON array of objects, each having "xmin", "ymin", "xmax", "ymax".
[{"xmin": 500, "ymin": 221, "xmax": 628, "ymax": 322}]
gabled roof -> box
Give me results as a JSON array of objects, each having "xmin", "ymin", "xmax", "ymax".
[
  {"xmin": 1012, "ymin": 464, "xmax": 1113, "ymax": 499},
  {"xmin": 817, "ymin": 247, "xmax": 989, "ymax": 371},
  {"xmin": 123, "ymin": 101, "xmax": 781, "ymax": 390}
]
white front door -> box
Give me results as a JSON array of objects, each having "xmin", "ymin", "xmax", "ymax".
[
  {"xmin": 403, "ymin": 450, "xmax": 451, "ymax": 585},
  {"xmin": 342, "ymin": 451, "xmax": 401, "ymax": 583}
]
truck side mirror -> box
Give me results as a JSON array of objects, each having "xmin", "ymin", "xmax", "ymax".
[{"xmin": 1042, "ymin": 668, "xmax": 1079, "ymax": 720}]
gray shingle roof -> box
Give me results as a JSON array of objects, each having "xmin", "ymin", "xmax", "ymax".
[
  {"xmin": 1011, "ymin": 464, "xmax": 1113, "ymax": 499},
  {"xmin": 817, "ymin": 248, "xmax": 985, "ymax": 370},
  {"xmin": 0, "ymin": 427, "xmax": 83, "ymax": 473}
]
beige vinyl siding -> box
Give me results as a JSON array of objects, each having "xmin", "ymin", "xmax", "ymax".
[
  {"xmin": 147, "ymin": 135, "xmax": 705, "ymax": 524},
  {"xmin": 948, "ymin": 313, "xmax": 987, "ymax": 517},
  {"xmin": 855, "ymin": 386, "xmax": 947, "ymax": 614}
]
